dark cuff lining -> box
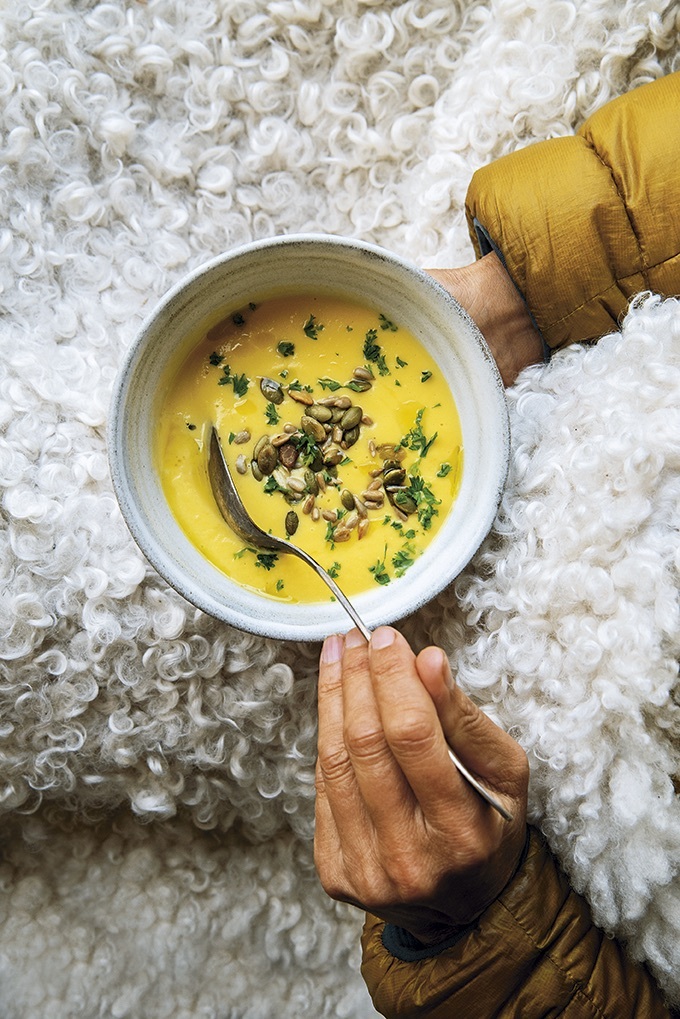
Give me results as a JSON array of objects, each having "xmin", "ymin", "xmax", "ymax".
[
  {"xmin": 472, "ymin": 217, "xmax": 552, "ymax": 364},
  {"xmin": 381, "ymin": 921, "xmax": 475, "ymax": 962}
]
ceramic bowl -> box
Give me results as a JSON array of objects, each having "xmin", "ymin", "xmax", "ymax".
[{"xmin": 108, "ymin": 234, "xmax": 509, "ymax": 641}]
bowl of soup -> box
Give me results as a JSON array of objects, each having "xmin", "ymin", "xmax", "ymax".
[{"xmin": 109, "ymin": 234, "xmax": 509, "ymax": 641}]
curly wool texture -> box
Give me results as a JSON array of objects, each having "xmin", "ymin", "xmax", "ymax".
[
  {"xmin": 422, "ymin": 294, "xmax": 680, "ymax": 1003},
  {"xmin": 1, "ymin": 0, "xmax": 680, "ymax": 1015}
]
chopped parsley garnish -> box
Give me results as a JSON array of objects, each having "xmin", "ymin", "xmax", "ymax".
[
  {"xmin": 254, "ymin": 552, "xmax": 278, "ymax": 571},
  {"xmin": 363, "ymin": 329, "xmax": 390, "ymax": 376},
  {"xmin": 288, "ymin": 379, "xmax": 314, "ymax": 393},
  {"xmin": 437, "ymin": 463, "xmax": 453, "ymax": 478},
  {"xmin": 263, "ymin": 475, "xmax": 287, "ymax": 495},
  {"xmin": 402, "ymin": 475, "xmax": 441, "ymax": 530},
  {"xmin": 379, "ymin": 313, "xmax": 398, "ymax": 332},
  {"xmin": 324, "ymin": 511, "xmax": 346, "ymax": 549},
  {"xmin": 209, "ymin": 351, "xmax": 224, "ymax": 366},
  {"xmin": 217, "ymin": 364, "xmax": 250, "ymax": 398},
  {"xmin": 399, "ymin": 408, "xmax": 437, "ymax": 458},
  {"xmin": 234, "ymin": 548, "xmax": 279, "ymax": 572},
  {"xmin": 317, "ymin": 377, "xmax": 342, "ymax": 392},
  {"xmin": 265, "ymin": 403, "xmax": 280, "ymax": 425},
  {"xmin": 291, "ymin": 431, "xmax": 320, "ymax": 463},
  {"xmin": 328, "ymin": 562, "xmax": 341, "ymax": 579},
  {"xmin": 369, "ymin": 548, "xmax": 390, "ymax": 586},
  {"xmin": 277, "ymin": 341, "xmax": 295, "ymax": 357},
  {"xmin": 421, "ymin": 370, "xmax": 433, "ymax": 383},
  {"xmin": 392, "ymin": 543, "xmax": 416, "ymax": 577},
  {"xmin": 276, "ymin": 579, "xmax": 285, "ymax": 591},
  {"xmin": 303, "ymin": 314, "xmax": 324, "ymax": 340},
  {"xmin": 232, "ymin": 312, "xmax": 245, "ymax": 326},
  {"xmin": 395, "ymin": 356, "xmax": 408, "ymax": 368}
]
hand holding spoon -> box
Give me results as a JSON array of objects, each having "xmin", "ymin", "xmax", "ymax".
[{"xmin": 207, "ymin": 426, "xmax": 513, "ymax": 821}]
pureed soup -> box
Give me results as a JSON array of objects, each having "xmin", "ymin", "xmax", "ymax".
[{"xmin": 156, "ymin": 293, "xmax": 463, "ymax": 603}]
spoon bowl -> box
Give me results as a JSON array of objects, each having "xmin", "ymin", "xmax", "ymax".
[{"xmin": 207, "ymin": 427, "xmax": 371, "ymax": 641}]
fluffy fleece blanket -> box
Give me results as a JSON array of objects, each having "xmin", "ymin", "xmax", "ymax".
[{"xmin": 1, "ymin": 1, "xmax": 680, "ymax": 1015}]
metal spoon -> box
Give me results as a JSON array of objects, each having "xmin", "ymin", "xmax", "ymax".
[{"xmin": 207, "ymin": 426, "xmax": 513, "ymax": 822}]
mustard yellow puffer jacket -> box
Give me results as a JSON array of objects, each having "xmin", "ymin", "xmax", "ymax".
[
  {"xmin": 467, "ymin": 71, "xmax": 680, "ymax": 352},
  {"xmin": 361, "ymin": 73, "xmax": 680, "ymax": 1019}
]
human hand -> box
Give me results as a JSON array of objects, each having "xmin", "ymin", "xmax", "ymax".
[
  {"xmin": 314, "ymin": 626, "xmax": 529, "ymax": 945},
  {"xmin": 426, "ymin": 252, "xmax": 544, "ymax": 387}
]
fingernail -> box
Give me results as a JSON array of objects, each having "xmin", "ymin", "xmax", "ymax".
[
  {"xmin": 370, "ymin": 626, "xmax": 395, "ymax": 650},
  {"xmin": 321, "ymin": 634, "xmax": 344, "ymax": 664},
  {"xmin": 439, "ymin": 650, "xmax": 455, "ymax": 690},
  {"xmin": 344, "ymin": 628, "xmax": 366, "ymax": 649}
]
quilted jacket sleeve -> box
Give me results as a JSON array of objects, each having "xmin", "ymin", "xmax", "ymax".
[
  {"xmin": 465, "ymin": 72, "xmax": 680, "ymax": 352},
  {"xmin": 361, "ymin": 828, "xmax": 674, "ymax": 1019}
]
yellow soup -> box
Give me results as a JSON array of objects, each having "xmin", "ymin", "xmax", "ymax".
[{"xmin": 156, "ymin": 294, "xmax": 463, "ymax": 603}]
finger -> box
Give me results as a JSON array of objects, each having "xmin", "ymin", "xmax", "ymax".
[
  {"xmin": 314, "ymin": 755, "xmax": 349, "ymax": 897},
  {"xmin": 316, "ymin": 632, "xmax": 365, "ymax": 829},
  {"xmin": 415, "ymin": 646, "xmax": 529, "ymax": 803},
  {"xmin": 367, "ymin": 627, "xmax": 465, "ymax": 822},
  {"xmin": 341, "ymin": 627, "xmax": 415, "ymax": 824}
]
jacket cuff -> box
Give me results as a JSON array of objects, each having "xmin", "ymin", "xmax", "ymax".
[
  {"xmin": 361, "ymin": 827, "xmax": 673, "ymax": 1019},
  {"xmin": 465, "ymin": 73, "xmax": 680, "ymax": 353}
]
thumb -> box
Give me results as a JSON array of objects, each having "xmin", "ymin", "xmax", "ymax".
[{"xmin": 415, "ymin": 646, "xmax": 528, "ymax": 802}]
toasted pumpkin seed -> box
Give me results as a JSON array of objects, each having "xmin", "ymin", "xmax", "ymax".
[
  {"xmin": 257, "ymin": 443, "xmax": 278, "ymax": 475},
  {"xmin": 340, "ymin": 405, "xmax": 363, "ymax": 430},
  {"xmin": 377, "ymin": 444, "xmax": 406, "ymax": 462},
  {"xmin": 288, "ymin": 388, "xmax": 314, "ymax": 405},
  {"xmin": 323, "ymin": 446, "xmax": 344, "ymax": 466},
  {"xmin": 308, "ymin": 404, "xmax": 333, "ymax": 423},
  {"xmin": 304, "ymin": 468, "xmax": 319, "ymax": 495},
  {"xmin": 340, "ymin": 489, "xmax": 355, "ymax": 511},
  {"xmin": 233, "ymin": 430, "xmax": 251, "ymax": 444},
  {"xmin": 301, "ymin": 415, "xmax": 326, "ymax": 442},
  {"xmin": 279, "ymin": 443, "xmax": 299, "ymax": 469},
  {"xmin": 285, "ymin": 510, "xmax": 299, "ymax": 535},
  {"xmin": 260, "ymin": 377, "xmax": 284, "ymax": 404},
  {"xmin": 384, "ymin": 467, "xmax": 406, "ymax": 488},
  {"xmin": 253, "ymin": 434, "xmax": 270, "ymax": 459}
]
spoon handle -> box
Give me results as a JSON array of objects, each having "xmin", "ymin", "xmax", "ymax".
[
  {"xmin": 288, "ymin": 544, "xmax": 514, "ymax": 822},
  {"xmin": 284, "ymin": 542, "xmax": 372, "ymax": 641}
]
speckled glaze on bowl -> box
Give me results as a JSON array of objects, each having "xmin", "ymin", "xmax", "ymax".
[{"xmin": 108, "ymin": 234, "xmax": 509, "ymax": 641}]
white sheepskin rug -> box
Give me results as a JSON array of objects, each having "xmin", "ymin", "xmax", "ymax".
[{"xmin": 1, "ymin": 1, "xmax": 680, "ymax": 1016}]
